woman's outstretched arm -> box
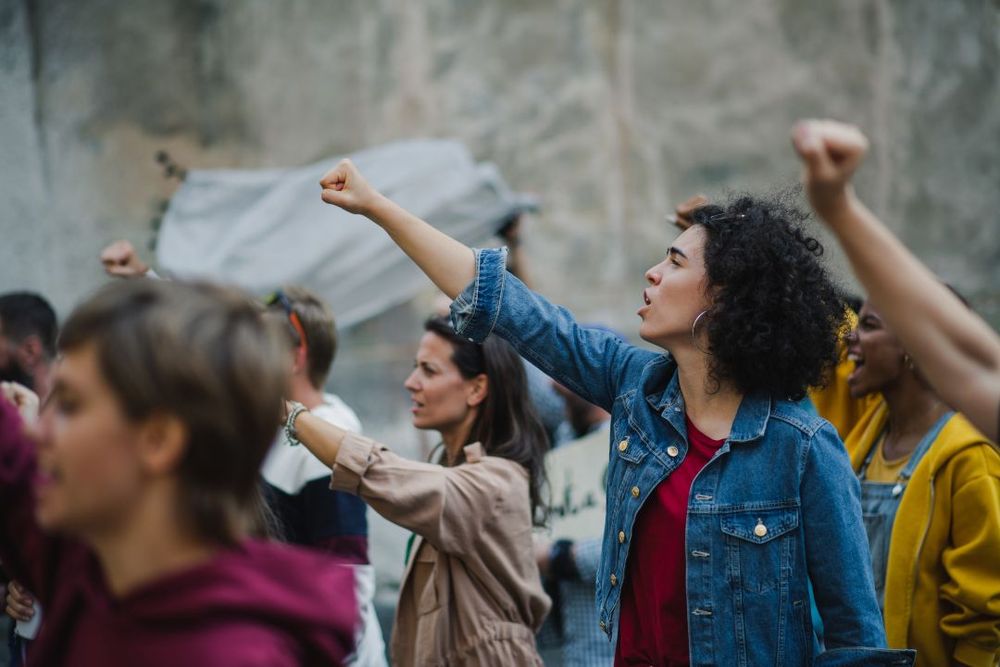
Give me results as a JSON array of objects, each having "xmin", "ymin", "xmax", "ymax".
[
  {"xmin": 286, "ymin": 409, "xmax": 507, "ymax": 554},
  {"xmin": 318, "ymin": 160, "xmax": 659, "ymax": 412},
  {"xmin": 319, "ymin": 160, "xmax": 475, "ymax": 299},
  {"xmin": 793, "ymin": 119, "xmax": 1000, "ymax": 441}
]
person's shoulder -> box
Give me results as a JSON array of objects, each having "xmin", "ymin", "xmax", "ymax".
[
  {"xmin": 463, "ymin": 445, "xmax": 531, "ymax": 494},
  {"xmin": 123, "ymin": 541, "xmax": 356, "ymax": 664},
  {"xmin": 932, "ymin": 413, "xmax": 1000, "ymax": 479},
  {"xmin": 769, "ymin": 398, "xmax": 833, "ymax": 439}
]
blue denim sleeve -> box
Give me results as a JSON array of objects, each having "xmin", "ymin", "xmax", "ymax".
[
  {"xmin": 800, "ymin": 421, "xmax": 887, "ymax": 649},
  {"xmin": 450, "ymin": 248, "xmax": 658, "ymax": 412}
]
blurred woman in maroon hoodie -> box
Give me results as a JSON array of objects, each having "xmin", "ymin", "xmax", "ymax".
[{"xmin": 0, "ymin": 279, "xmax": 357, "ymax": 666}]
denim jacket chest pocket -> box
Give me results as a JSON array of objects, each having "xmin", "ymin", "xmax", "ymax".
[
  {"xmin": 607, "ymin": 409, "xmax": 652, "ymax": 494},
  {"xmin": 720, "ymin": 506, "xmax": 800, "ymax": 594}
]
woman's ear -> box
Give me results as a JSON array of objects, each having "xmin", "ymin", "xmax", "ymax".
[
  {"xmin": 467, "ymin": 373, "xmax": 489, "ymax": 408},
  {"xmin": 136, "ymin": 412, "xmax": 189, "ymax": 476}
]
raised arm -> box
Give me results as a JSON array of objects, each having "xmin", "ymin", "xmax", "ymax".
[
  {"xmin": 318, "ymin": 161, "xmax": 658, "ymax": 411},
  {"xmin": 793, "ymin": 120, "xmax": 1000, "ymax": 441},
  {"xmin": 319, "ymin": 160, "xmax": 475, "ymax": 298}
]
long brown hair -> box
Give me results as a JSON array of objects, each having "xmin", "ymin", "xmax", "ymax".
[{"xmin": 424, "ymin": 316, "xmax": 550, "ymax": 526}]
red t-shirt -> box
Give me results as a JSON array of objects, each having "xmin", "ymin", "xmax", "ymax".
[{"xmin": 615, "ymin": 416, "xmax": 725, "ymax": 667}]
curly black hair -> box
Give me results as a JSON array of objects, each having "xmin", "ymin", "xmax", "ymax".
[{"xmin": 690, "ymin": 190, "xmax": 845, "ymax": 401}]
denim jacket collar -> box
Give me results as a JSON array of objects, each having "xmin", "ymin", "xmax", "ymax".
[{"xmin": 644, "ymin": 358, "xmax": 771, "ymax": 444}]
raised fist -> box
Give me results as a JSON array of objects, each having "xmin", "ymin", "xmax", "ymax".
[
  {"xmin": 100, "ymin": 240, "xmax": 150, "ymax": 278},
  {"xmin": 319, "ymin": 159, "xmax": 381, "ymax": 216},
  {"xmin": 1, "ymin": 382, "xmax": 39, "ymax": 423},
  {"xmin": 792, "ymin": 120, "xmax": 869, "ymax": 220}
]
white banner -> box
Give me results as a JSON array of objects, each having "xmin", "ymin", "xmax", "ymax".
[
  {"xmin": 157, "ymin": 139, "xmax": 536, "ymax": 328},
  {"xmin": 544, "ymin": 427, "xmax": 610, "ymax": 541}
]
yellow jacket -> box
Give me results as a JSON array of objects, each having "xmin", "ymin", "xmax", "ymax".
[{"xmin": 844, "ymin": 401, "xmax": 1000, "ymax": 667}]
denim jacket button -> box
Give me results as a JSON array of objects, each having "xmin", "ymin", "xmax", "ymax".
[
  {"xmin": 754, "ymin": 520, "xmax": 768, "ymax": 538},
  {"xmin": 610, "ymin": 574, "xmax": 618, "ymax": 586},
  {"xmin": 618, "ymin": 439, "xmax": 629, "ymax": 452},
  {"xmin": 630, "ymin": 486, "xmax": 640, "ymax": 498},
  {"xmin": 599, "ymin": 620, "xmax": 606, "ymax": 631},
  {"xmin": 667, "ymin": 445, "xmax": 679, "ymax": 457},
  {"xmin": 618, "ymin": 530, "xmax": 626, "ymax": 543}
]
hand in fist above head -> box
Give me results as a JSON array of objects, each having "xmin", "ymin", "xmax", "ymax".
[
  {"xmin": 792, "ymin": 119, "xmax": 869, "ymax": 222},
  {"xmin": 319, "ymin": 159, "xmax": 382, "ymax": 216},
  {"xmin": 100, "ymin": 240, "xmax": 149, "ymax": 278}
]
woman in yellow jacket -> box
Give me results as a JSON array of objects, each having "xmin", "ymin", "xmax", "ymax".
[{"xmin": 832, "ymin": 298, "xmax": 1000, "ymax": 666}]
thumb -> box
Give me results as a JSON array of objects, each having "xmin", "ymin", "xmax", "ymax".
[
  {"xmin": 792, "ymin": 121, "xmax": 834, "ymax": 179},
  {"xmin": 320, "ymin": 188, "xmax": 351, "ymax": 207}
]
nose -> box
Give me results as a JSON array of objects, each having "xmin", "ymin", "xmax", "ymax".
[
  {"xmin": 846, "ymin": 327, "xmax": 859, "ymax": 344},
  {"xmin": 403, "ymin": 369, "xmax": 420, "ymax": 392},
  {"xmin": 645, "ymin": 265, "xmax": 661, "ymax": 286}
]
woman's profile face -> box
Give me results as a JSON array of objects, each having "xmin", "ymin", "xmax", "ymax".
[
  {"xmin": 33, "ymin": 344, "xmax": 147, "ymax": 536},
  {"xmin": 404, "ymin": 332, "xmax": 482, "ymax": 435},
  {"xmin": 846, "ymin": 301, "xmax": 907, "ymax": 398},
  {"xmin": 637, "ymin": 225, "xmax": 713, "ymax": 351}
]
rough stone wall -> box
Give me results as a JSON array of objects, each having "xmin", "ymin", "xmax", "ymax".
[
  {"xmin": 3, "ymin": 0, "xmax": 997, "ymax": 318},
  {"xmin": 1, "ymin": 0, "xmax": 997, "ymax": 589}
]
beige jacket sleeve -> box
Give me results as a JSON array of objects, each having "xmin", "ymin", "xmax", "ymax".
[{"xmin": 331, "ymin": 433, "xmax": 511, "ymax": 555}]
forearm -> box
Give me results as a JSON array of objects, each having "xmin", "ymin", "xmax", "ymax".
[
  {"xmin": 292, "ymin": 411, "xmax": 347, "ymax": 468},
  {"xmin": 827, "ymin": 196, "xmax": 1000, "ymax": 436},
  {"xmin": 367, "ymin": 195, "xmax": 476, "ymax": 299}
]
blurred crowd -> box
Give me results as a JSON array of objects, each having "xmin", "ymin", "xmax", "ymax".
[{"xmin": 0, "ymin": 120, "xmax": 997, "ymax": 667}]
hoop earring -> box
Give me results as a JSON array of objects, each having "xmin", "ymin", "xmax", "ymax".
[{"xmin": 691, "ymin": 310, "xmax": 710, "ymax": 354}]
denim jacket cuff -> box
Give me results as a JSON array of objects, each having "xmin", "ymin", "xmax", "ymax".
[
  {"xmin": 450, "ymin": 247, "xmax": 508, "ymax": 343},
  {"xmin": 330, "ymin": 432, "xmax": 378, "ymax": 495}
]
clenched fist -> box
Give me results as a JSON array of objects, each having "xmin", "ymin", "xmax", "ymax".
[
  {"xmin": 319, "ymin": 159, "xmax": 382, "ymax": 216},
  {"xmin": 1, "ymin": 382, "xmax": 39, "ymax": 423},
  {"xmin": 100, "ymin": 240, "xmax": 150, "ymax": 278},
  {"xmin": 792, "ymin": 119, "xmax": 869, "ymax": 222}
]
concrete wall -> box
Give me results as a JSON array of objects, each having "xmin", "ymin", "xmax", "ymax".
[
  {"xmin": 2, "ymin": 0, "xmax": 997, "ymax": 318},
  {"xmin": 2, "ymin": 0, "xmax": 998, "ymax": 592}
]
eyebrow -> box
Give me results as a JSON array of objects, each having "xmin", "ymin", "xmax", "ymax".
[{"xmin": 667, "ymin": 246, "xmax": 688, "ymax": 260}]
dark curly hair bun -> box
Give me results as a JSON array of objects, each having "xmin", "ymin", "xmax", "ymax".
[{"xmin": 690, "ymin": 190, "xmax": 844, "ymax": 401}]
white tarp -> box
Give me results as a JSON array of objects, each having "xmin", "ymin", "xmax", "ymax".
[{"xmin": 157, "ymin": 139, "xmax": 535, "ymax": 328}]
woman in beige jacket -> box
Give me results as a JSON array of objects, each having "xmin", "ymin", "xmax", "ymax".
[{"xmin": 283, "ymin": 315, "xmax": 551, "ymax": 666}]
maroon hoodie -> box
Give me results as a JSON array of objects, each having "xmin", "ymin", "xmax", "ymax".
[{"xmin": 0, "ymin": 400, "xmax": 357, "ymax": 666}]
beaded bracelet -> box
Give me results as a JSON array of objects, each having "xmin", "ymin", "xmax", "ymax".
[{"xmin": 284, "ymin": 401, "xmax": 308, "ymax": 447}]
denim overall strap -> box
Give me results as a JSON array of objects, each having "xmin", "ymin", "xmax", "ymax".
[{"xmin": 858, "ymin": 411, "xmax": 953, "ymax": 609}]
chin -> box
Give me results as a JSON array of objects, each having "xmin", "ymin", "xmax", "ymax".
[
  {"xmin": 411, "ymin": 415, "xmax": 434, "ymax": 431},
  {"xmin": 34, "ymin": 500, "xmax": 66, "ymax": 533},
  {"xmin": 637, "ymin": 320, "xmax": 659, "ymax": 344},
  {"xmin": 847, "ymin": 380, "xmax": 876, "ymax": 400}
]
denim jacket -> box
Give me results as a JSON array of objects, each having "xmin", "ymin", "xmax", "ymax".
[{"xmin": 451, "ymin": 248, "xmax": 914, "ymax": 667}]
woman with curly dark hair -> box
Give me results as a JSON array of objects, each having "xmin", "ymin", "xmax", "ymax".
[{"xmin": 313, "ymin": 160, "xmax": 915, "ymax": 667}]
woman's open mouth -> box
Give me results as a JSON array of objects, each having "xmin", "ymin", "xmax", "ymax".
[{"xmin": 847, "ymin": 352, "xmax": 865, "ymax": 384}]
